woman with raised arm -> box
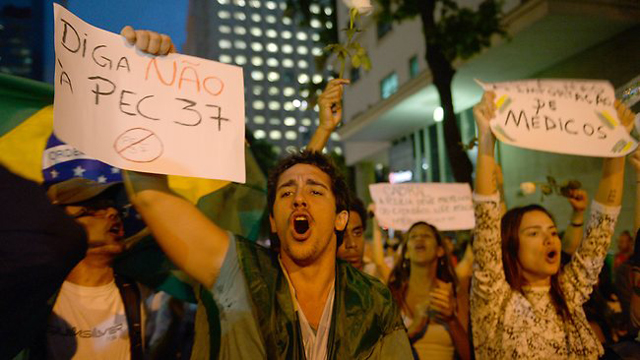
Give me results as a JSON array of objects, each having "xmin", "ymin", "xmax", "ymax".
[
  {"xmin": 386, "ymin": 221, "xmax": 471, "ymax": 360},
  {"xmin": 471, "ymin": 91, "xmax": 634, "ymax": 359}
]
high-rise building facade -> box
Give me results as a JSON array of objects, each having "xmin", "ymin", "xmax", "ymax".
[{"xmin": 184, "ymin": 0, "xmax": 341, "ymax": 157}]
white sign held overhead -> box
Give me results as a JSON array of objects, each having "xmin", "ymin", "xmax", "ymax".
[
  {"xmin": 477, "ymin": 79, "xmax": 636, "ymax": 158},
  {"xmin": 369, "ymin": 183, "xmax": 475, "ymax": 232},
  {"xmin": 53, "ymin": 4, "xmax": 246, "ymax": 182}
]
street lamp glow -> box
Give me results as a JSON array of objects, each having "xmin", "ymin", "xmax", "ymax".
[{"xmin": 433, "ymin": 107, "xmax": 444, "ymax": 122}]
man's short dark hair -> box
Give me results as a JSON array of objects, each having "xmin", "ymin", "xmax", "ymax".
[
  {"xmin": 349, "ymin": 196, "xmax": 367, "ymax": 232},
  {"xmin": 267, "ymin": 150, "xmax": 350, "ymax": 249}
]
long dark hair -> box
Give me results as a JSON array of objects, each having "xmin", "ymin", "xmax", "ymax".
[
  {"xmin": 501, "ymin": 204, "xmax": 570, "ymax": 319},
  {"xmin": 388, "ymin": 221, "xmax": 459, "ymax": 315}
]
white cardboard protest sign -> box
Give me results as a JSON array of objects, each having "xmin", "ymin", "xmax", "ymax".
[
  {"xmin": 53, "ymin": 4, "xmax": 245, "ymax": 182},
  {"xmin": 478, "ymin": 79, "xmax": 637, "ymax": 158},
  {"xmin": 369, "ymin": 183, "xmax": 474, "ymax": 232}
]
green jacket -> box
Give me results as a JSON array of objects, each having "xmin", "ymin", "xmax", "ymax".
[{"xmin": 198, "ymin": 237, "xmax": 409, "ymax": 359}]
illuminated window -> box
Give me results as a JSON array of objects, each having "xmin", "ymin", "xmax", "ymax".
[
  {"xmin": 380, "ymin": 72, "xmax": 399, "ymax": 99},
  {"xmin": 312, "ymin": 47, "xmax": 322, "ymax": 56},
  {"xmin": 266, "ymin": 43, "xmax": 278, "ymax": 53},
  {"xmin": 296, "ymin": 46, "xmax": 308, "ymax": 55},
  {"xmin": 310, "ymin": 4, "xmax": 321, "ymax": 14},
  {"xmin": 265, "ymin": 1, "xmax": 277, "ymax": 10},
  {"xmin": 282, "ymin": 59, "xmax": 294, "ymax": 68},
  {"xmin": 326, "ymin": 21, "xmax": 333, "ymax": 29},
  {"xmin": 267, "ymin": 72, "xmax": 280, "ymax": 82},
  {"xmin": 235, "ymin": 55, "xmax": 247, "ymax": 65},
  {"xmin": 284, "ymin": 117, "xmax": 296, "ymax": 126},
  {"xmin": 296, "ymin": 32, "xmax": 308, "ymax": 41},
  {"xmin": 283, "ymin": 102, "xmax": 295, "ymax": 111},
  {"xmin": 300, "ymin": 89, "xmax": 310, "ymax": 97},
  {"xmin": 297, "ymin": 60, "xmax": 308, "ymax": 68},
  {"xmin": 252, "ymin": 100, "xmax": 265, "ymax": 110},
  {"xmin": 254, "ymin": 129, "xmax": 266, "ymax": 139},
  {"xmin": 248, "ymin": 0, "xmax": 260, "ymax": 8},
  {"xmin": 251, "ymin": 71, "xmax": 264, "ymax": 81},
  {"xmin": 281, "ymin": 31, "xmax": 292, "ymax": 39},
  {"xmin": 234, "ymin": 12, "xmax": 246, "ymax": 20},
  {"xmin": 218, "ymin": 10, "xmax": 231, "ymax": 19},
  {"xmin": 250, "ymin": 27, "xmax": 262, "ymax": 36},
  {"xmin": 252, "ymin": 85, "xmax": 263, "ymax": 95},
  {"xmin": 251, "ymin": 42, "xmax": 263, "ymax": 51},
  {"xmin": 234, "ymin": 40, "xmax": 246, "ymax": 49},
  {"xmin": 283, "ymin": 17, "xmax": 292, "ymax": 25},
  {"xmin": 234, "ymin": 0, "xmax": 245, "ymax": 6},
  {"xmin": 283, "ymin": 87, "xmax": 295, "ymax": 97},
  {"xmin": 285, "ymin": 131, "xmax": 297, "ymax": 140},
  {"xmin": 234, "ymin": 26, "xmax": 246, "ymax": 35},
  {"xmin": 301, "ymin": 118, "xmax": 312, "ymax": 126},
  {"xmin": 266, "ymin": 58, "xmax": 279, "ymax": 67},
  {"xmin": 273, "ymin": 146, "xmax": 282, "ymax": 155},
  {"xmin": 219, "ymin": 39, "xmax": 232, "ymax": 49},
  {"xmin": 286, "ymin": 145, "xmax": 297, "ymax": 153},
  {"xmin": 268, "ymin": 101, "xmax": 280, "ymax": 110},
  {"xmin": 312, "ymin": 33, "xmax": 320, "ymax": 41},
  {"xmin": 265, "ymin": 29, "xmax": 277, "ymax": 38},
  {"xmin": 312, "ymin": 74, "xmax": 323, "ymax": 84},
  {"xmin": 269, "ymin": 130, "xmax": 282, "ymax": 140},
  {"xmin": 251, "ymin": 56, "xmax": 263, "ymax": 66},
  {"xmin": 251, "ymin": 13, "xmax": 261, "ymax": 22},
  {"xmin": 254, "ymin": 115, "xmax": 266, "ymax": 124},
  {"xmin": 334, "ymin": 146, "xmax": 342, "ymax": 155},
  {"xmin": 219, "ymin": 54, "xmax": 232, "ymax": 63},
  {"xmin": 298, "ymin": 74, "xmax": 309, "ymax": 84},
  {"xmin": 268, "ymin": 86, "xmax": 279, "ymax": 95},
  {"xmin": 310, "ymin": 19, "xmax": 321, "ymax": 28},
  {"xmin": 219, "ymin": 25, "xmax": 231, "ymax": 34},
  {"xmin": 269, "ymin": 118, "xmax": 280, "ymax": 125},
  {"xmin": 330, "ymin": 133, "xmax": 340, "ymax": 141},
  {"xmin": 325, "ymin": 6, "xmax": 333, "ymax": 15},
  {"xmin": 282, "ymin": 44, "xmax": 293, "ymax": 54},
  {"xmin": 265, "ymin": 15, "xmax": 276, "ymax": 23},
  {"xmin": 218, "ymin": 0, "xmax": 229, "ymax": 4}
]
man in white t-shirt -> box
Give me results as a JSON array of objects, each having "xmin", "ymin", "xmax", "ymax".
[{"xmin": 45, "ymin": 178, "xmax": 145, "ymax": 360}]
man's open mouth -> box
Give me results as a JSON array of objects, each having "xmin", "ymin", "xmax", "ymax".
[{"xmin": 293, "ymin": 215, "xmax": 310, "ymax": 235}]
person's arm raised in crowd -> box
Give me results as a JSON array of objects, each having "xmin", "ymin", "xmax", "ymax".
[
  {"xmin": 629, "ymin": 148, "xmax": 640, "ymax": 235},
  {"xmin": 494, "ymin": 162, "xmax": 508, "ymax": 215},
  {"xmin": 561, "ymin": 189, "xmax": 587, "ymax": 255},
  {"xmin": 307, "ymin": 79, "xmax": 350, "ymax": 152},
  {"xmin": 368, "ymin": 203, "xmax": 392, "ymax": 282},
  {"xmin": 473, "ymin": 92, "xmax": 497, "ymax": 195},
  {"xmin": 120, "ymin": 27, "xmax": 229, "ymax": 289},
  {"xmin": 560, "ymin": 100, "xmax": 634, "ymax": 306}
]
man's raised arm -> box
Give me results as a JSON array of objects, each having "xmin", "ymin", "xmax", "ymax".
[{"xmin": 120, "ymin": 27, "xmax": 229, "ymax": 288}]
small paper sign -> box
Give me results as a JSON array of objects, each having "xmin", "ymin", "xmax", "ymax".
[
  {"xmin": 53, "ymin": 4, "xmax": 245, "ymax": 182},
  {"xmin": 478, "ymin": 79, "xmax": 637, "ymax": 157},
  {"xmin": 369, "ymin": 183, "xmax": 474, "ymax": 232}
]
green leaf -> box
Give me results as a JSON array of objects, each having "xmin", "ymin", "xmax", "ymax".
[
  {"xmin": 361, "ymin": 56, "xmax": 371, "ymax": 71},
  {"xmin": 351, "ymin": 54, "xmax": 361, "ymax": 68}
]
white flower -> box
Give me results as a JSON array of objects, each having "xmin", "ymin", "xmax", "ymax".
[
  {"xmin": 520, "ymin": 182, "xmax": 536, "ymax": 195},
  {"xmin": 342, "ymin": 0, "xmax": 373, "ymax": 15}
]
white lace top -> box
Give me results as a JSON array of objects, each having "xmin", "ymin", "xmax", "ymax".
[{"xmin": 471, "ymin": 193, "xmax": 620, "ymax": 359}]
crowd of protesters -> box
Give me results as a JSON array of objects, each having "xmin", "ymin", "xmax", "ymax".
[{"xmin": 1, "ymin": 25, "xmax": 639, "ymax": 360}]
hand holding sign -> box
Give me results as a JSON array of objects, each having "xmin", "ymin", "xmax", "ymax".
[{"xmin": 477, "ymin": 79, "xmax": 637, "ymax": 158}]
